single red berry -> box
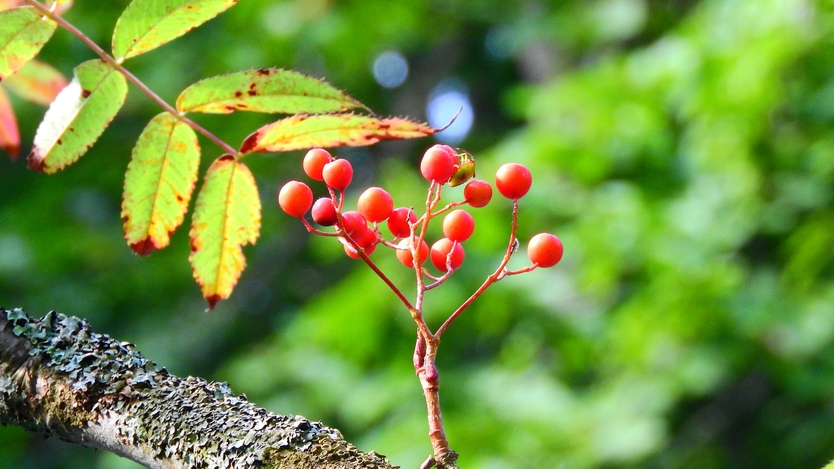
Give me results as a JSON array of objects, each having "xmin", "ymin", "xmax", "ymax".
[
  {"xmin": 344, "ymin": 242, "xmax": 377, "ymax": 259},
  {"xmin": 340, "ymin": 211, "xmax": 368, "ymax": 239},
  {"xmin": 388, "ymin": 207, "xmax": 417, "ymax": 238},
  {"xmin": 357, "ymin": 187, "xmax": 394, "ymax": 223},
  {"xmin": 464, "ymin": 179, "xmax": 493, "ymax": 208},
  {"xmin": 430, "ymin": 238, "xmax": 465, "ymax": 271},
  {"xmin": 527, "ymin": 233, "xmax": 563, "ymax": 268},
  {"xmin": 303, "ymin": 148, "xmax": 333, "ymax": 181},
  {"xmin": 442, "ymin": 209, "xmax": 475, "ymax": 242},
  {"xmin": 278, "ymin": 181, "xmax": 313, "ymax": 218},
  {"xmin": 495, "ymin": 163, "xmax": 532, "ymax": 199},
  {"xmin": 343, "ymin": 230, "xmax": 378, "ymax": 258},
  {"xmin": 420, "ymin": 144, "xmax": 457, "ymax": 184},
  {"xmin": 396, "ymin": 238, "xmax": 429, "ymax": 268},
  {"xmin": 322, "ymin": 159, "xmax": 353, "ymax": 190},
  {"xmin": 311, "ymin": 197, "xmax": 338, "ymax": 226}
]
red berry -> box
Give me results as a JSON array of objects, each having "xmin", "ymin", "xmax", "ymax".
[
  {"xmin": 430, "ymin": 238, "xmax": 465, "ymax": 271},
  {"xmin": 340, "ymin": 211, "xmax": 368, "ymax": 239},
  {"xmin": 322, "ymin": 159, "xmax": 353, "ymax": 190},
  {"xmin": 344, "ymin": 241, "xmax": 377, "ymax": 259},
  {"xmin": 442, "ymin": 209, "xmax": 475, "ymax": 242},
  {"xmin": 388, "ymin": 207, "xmax": 417, "ymax": 238},
  {"xmin": 311, "ymin": 197, "xmax": 338, "ymax": 226},
  {"xmin": 357, "ymin": 187, "xmax": 394, "ymax": 223},
  {"xmin": 527, "ymin": 233, "xmax": 563, "ymax": 268},
  {"xmin": 495, "ymin": 163, "xmax": 532, "ymax": 199},
  {"xmin": 396, "ymin": 238, "xmax": 429, "ymax": 268},
  {"xmin": 278, "ymin": 181, "xmax": 313, "ymax": 218},
  {"xmin": 420, "ymin": 144, "xmax": 457, "ymax": 184},
  {"xmin": 464, "ymin": 180, "xmax": 492, "ymax": 208},
  {"xmin": 303, "ymin": 148, "xmax": 333, "ymax": 181}
]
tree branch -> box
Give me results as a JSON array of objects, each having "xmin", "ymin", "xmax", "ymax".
[{"xmin": 0, "ymin": 307, "xmax": 396, "ymax": 469}]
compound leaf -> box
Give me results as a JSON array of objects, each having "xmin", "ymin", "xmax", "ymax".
[
  {"xmin": 113, "ymin": 0, "xmax": 239, "ymax": 60},
  {"xmin": 239, "ymin": 114, "xmax": 436, "ymax": 154},
  {"xmin": 122, "ymin": 113, "xmax": 200, "ymax": 256},
  {"xmin": 0, "ymin": 6, "xmax": 57, "ymax": 80},
  {"xmin": 189, "ymin": 155, "xmax": 260, "ymax": 310},
  {"xmin": 176, "ymin": 68, "xmax": 364, "ymax": 115},
  {"xmin": 0, "ymin": 86, "xmax": 19, "ymax": 158},
  {"xmin": 4, "ymin": 59, "xmax": 67, "ymax": 105},
  {"xmin": 28, "ymin": 59, "xmax": 127, "ymax": 174}
]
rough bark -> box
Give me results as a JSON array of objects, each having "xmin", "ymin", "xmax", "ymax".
[{"xmin": 0, "ymin": 307, "xmax": 397, "ymax": 469}]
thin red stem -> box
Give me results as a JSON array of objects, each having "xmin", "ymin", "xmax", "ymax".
[
  {"xmin": 435, "ymin": 199, "xmax": 521, "ymax": 338},
  {"xmin": 24, "ymin": 0, "xmax": 239, "ymax": 156}
]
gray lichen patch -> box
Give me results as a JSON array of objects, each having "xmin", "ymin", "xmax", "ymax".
[{"xmin": 0, "ymin": 308, "xmax": 399, "ymax": 469}]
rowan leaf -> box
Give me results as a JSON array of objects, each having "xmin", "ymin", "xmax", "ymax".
[
  {"xmin": 112, "ymin": 0, "xmax": 239, "ymax": 60},
  {"xmin": 189, "ymin": 155, "xmax": 261, "ymax": 310},
  {"xmin": 239, "ymin": 114, "xmax": 436, "ymax": 154},
  {"xmin": 176, "ymin": 68, "xmax": 365, "ymax": 115},
  {"xmin": 0, "ymin": 1, "xmax": 25, "ymax": 11},
  {"xmin": 0, "ymin": 6, "xmax": 57, "ymax": 80},
  {"xmin": 4, "ymin": 59, "xmax": 67, "ymax": 105},
  {"xmin": 0, "ymin": 86, "xmax": 20, "ymax": 158},
  {"xmin": 28, "ymin": 59, "xmax": 127, "ymax": 174},
  {"xmin": 122, "ymin": 113, "xmax": 200, "ymax": 256}
]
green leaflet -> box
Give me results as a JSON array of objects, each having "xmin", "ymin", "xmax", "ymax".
[
  {"xmin": 122, "ymin": 113, "xmax": 200, "ymax": 256},
  {"xmin": 239, "ymin": 114, "xmax": 436, "ymax": 154},
  {"xmin": 189, "ymin": 155, "xmax": 261, "ymax": 310},
  {"xmin": 4, "ymin": 59, "xmax": 67, "ymax": 105},
  {"xmin": 28, "ymin": 59, "xmax": 127, "ymax": 174},
  {"xmin": 0, "ymin": 7, "xmax": 57, "ymax": 80},
  {"xmin": 176, "ymin": 68, "xmax": 365, "ymax": 115},
  {"xmin": 112, "ymin": 0, "xmax": 239, "ymax": 60}
]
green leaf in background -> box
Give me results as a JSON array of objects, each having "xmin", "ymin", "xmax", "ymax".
[
  {"xmin": 189, "ymin": 155, "xmax": 260, "ymax": 310},
  {"xmin": 112, "ymin": 0, "xmax": 239, "ymax": 60},
  {"xmin": 27, "ymin": 59, "xmax": 127, "ymax": 174},
  {"xmin": 239, "ymin": 114, "xmax": 436, "ymax": 154},
  {"xmin": 0, "ymin": 7, "xmax": 56, "ymax": 80},
  {"xmin": 0, "ymin": 86, "xmax": 19, "ymax": 158},
  {"xmin": 122, "ymin": 113, "xmax": 200, "ymax": 256},
  {"xmin": 4, "ymin": 59, "xmax": 67, "ymax": 105},
  {"xmin": 176, "ymin": 68, "xmax": 365, "ymax": 115}
]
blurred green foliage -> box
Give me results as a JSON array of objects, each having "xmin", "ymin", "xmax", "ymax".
[{"xmin": 2, "ymin": 0, "xmax": 834, "ymax": 468}]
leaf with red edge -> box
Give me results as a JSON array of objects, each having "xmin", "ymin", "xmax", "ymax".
[
  {"xmin": 0, "ymin": 6, "xmax": 56, "ymax": 80},
  {"xmin": 239, "ymin": 114, "xmax": 436, "ymax": 154},
  {"xmin": 28, "ymin": 59, "xmax": 127, "ymax": 174},
  {"xmin": 189, "ymin": 155, "xmax": 261, "ymax": 310},
  {"xmin": 122, "ymin": 113, "xmax": 200, "ymax": 255},
  {"xmin": 0, "ymin": 0, "xmax": 25, "ymax": 11},
  {"xmin": 4, "ymin": 59, "xmax": 67, "ymax": 105},
  {"xmin": 0, "ymin": 86, "xmax": 20, "ymax": 158},
  {"xmin": 176, "ymin": 68, "xmax": 365, "ymax": 115},
  {"xmin": 46, "ymin": 0, "xmax": 73, "ymax": 15}
]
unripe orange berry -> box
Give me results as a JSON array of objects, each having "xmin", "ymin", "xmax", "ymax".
[
  {"xmin": 420, "ymin": 144, "xmax": 457, "ymax": 184},
  {"xmin": 322, "ymin": 159, "xmax": 353, "ymax": 190},
  {"xmin": 495, "ymin": 163, "xmax": 532, "ymax": 199},
  {"xmin": 430, "ymin": 238, "xmax": 465, "ymax": 271},
  {"xmin": 442, "ymin": 209, "xmax": 475, "ymax": 242},
  {"xmin": 278, "ymin": 181, "xmax": 313, "ymax": 218},
  {"xmin": 396, "ymin": 238, "xmax": 429, "ymax": 268},
  {"xmin": 303, "ymin": 148, "xmax": 333, "ymax": 181},
  {"xmin": 527, "ymin": 233, "xmax": 563, "ymax": 267},
  {"xmin": 357, "ymin": 187, "xmax": 394, "ymax": 223}
]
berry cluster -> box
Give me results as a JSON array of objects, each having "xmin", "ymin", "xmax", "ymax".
[
  {"xmin": 278, "ymin": 144, "xmax": 563, "ymax": 273},
  {"xmin": 277, "ymin": 143, "xmax": 562, "ymax": 468}
]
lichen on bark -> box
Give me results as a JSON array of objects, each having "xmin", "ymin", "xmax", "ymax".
[{"xmin": 0, "ymin": 307, "xmax": 398, "ymax": 469}]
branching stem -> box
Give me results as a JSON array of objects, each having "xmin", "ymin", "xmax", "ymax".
[{"xmin": 23, "ymin": 0, "xmax": 239, "ymax": 156}]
